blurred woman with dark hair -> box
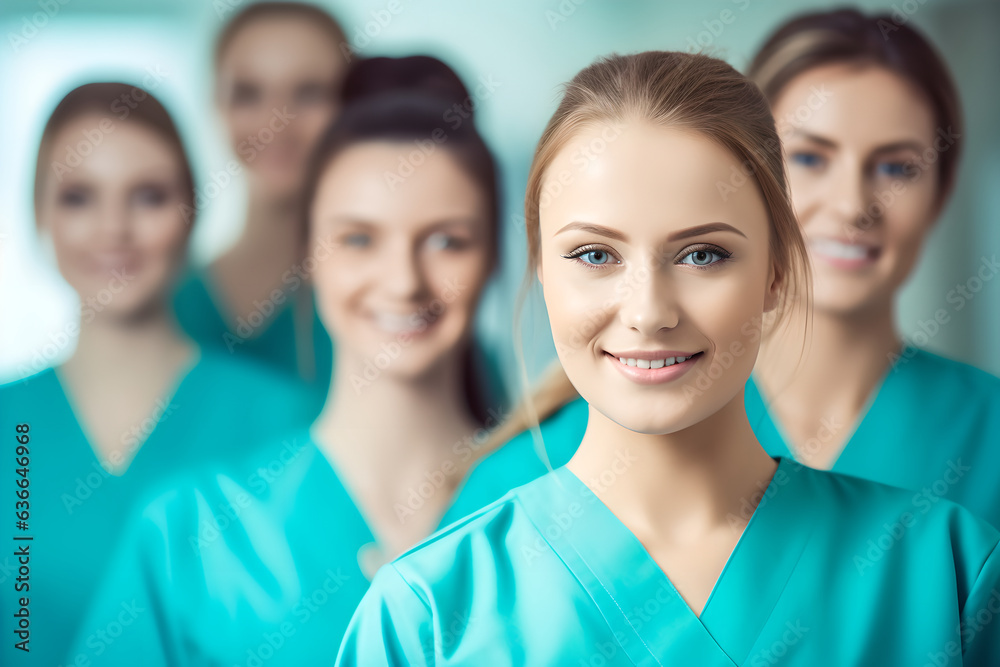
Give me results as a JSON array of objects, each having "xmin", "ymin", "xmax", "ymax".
[{"xmin": 69, "ymin": 55, "xmax": 582, "ymax": 666}]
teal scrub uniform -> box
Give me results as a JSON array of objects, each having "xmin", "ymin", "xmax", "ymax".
[
  {"xmin": 746, "ymin": 346, "xmax": 1000, "ymax": 528},
  {"xmin": 338, "ymin": 457, "xmax": 1000, "ymax": 665},
  {"xmin": 173, "ymin": 269, "xmax": 333, "ymax": 417},
  {"xmin": 65, "ymin": 398, "xmax": 588, "ymax": 665},
  {"xmin": 0, "ymin": 350, "xmax": 314, "ymax": 666}
]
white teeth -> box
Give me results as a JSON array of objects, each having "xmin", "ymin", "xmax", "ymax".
[
  {"xmin": 616, "ymin": 355, "xmax": 694, "ymax": 368},
  {"xmin": 810, "ymin": 238, "xmax": 872, "ymax": 261},
  {"xmin": 373, "ymin": 312, "xmax": 423, "ymax": 334}
]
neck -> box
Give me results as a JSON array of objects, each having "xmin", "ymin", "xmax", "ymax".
[
  {"xmin": 756, "ymin": 300, "xmax": 901, "ymax": 410},
  {"xmin": 64, "ymin": 299, "xmax": 192, "ymax": 376},
  {"xmin": 243, "ymin": 188, "xmax": 301, "ymax": 241},
  {"xmin": 313, "ymin": 348, "xmax": 480, "ymax": 467},
  {"xmin": 568, "ymin": 391, "xmax": 778, "ymax": 537}
]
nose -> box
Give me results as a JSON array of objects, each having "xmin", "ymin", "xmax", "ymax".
[
  {"xmin": 96, "ymin": 200, "xmax": 131, "ymax": 243},
  {"xmin": 617, "ymin": 262, "xmax": 680, "ymax": 336},
  {"xmin": 828, "ymin": 157, "xmax": 876, "ymax": 233},
  {"xmin": 381, "ymin": 238, "xmax": 427, "ymax": 301}
]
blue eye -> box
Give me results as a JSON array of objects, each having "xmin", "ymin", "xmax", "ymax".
[
  {"xmin": 561, "ymin": 245, "xmax": 620, "ymax": 268},
  {"xmin": 876, "ymin": 162, "xmax": 910, "ymax": 179},
  {"xmin": 790, "ymin": 152, "xmax": 826, "ymax": 169},
  {"xmin": 426, "ymin": 231, "xmax": 468, "ymax": 252},
  {"xmin": 343, "ymin": 233, "xmax": 371, "ymax": 248},
  {"xmin": 679, "ymin": 248, "xmax": 729, "ymax": 267},
  {"xmin": 579, "ymin": 249, "xmax": 612, "ymax": 265}
]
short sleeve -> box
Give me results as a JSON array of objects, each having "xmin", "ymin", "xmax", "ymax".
[{"xmin": 336, "ymin": 564, "xmax": 435, "ymax": 667}]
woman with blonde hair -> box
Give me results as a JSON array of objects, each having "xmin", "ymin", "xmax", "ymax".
[{"xmin": 337, "ymin": 51, "xmax": 1000, "ymax": 665}]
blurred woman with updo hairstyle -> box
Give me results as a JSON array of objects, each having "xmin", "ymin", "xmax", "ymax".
[
  {"xmin": 173, "ymin": 2, "xmax": 350, "ymax": 413},
  {"xmin": 744, "ymin": 8, "xmax": 1000, "ymax": 528},
  {"xmin": 338, "ymin": 50, "xmax": 1000, "ymax": 666},
  {"xmin": 0, "ymin": 82, "xmax": 312, "ymax": 666},
  {"xmin": 70, "ymin": 55, "xmax": 586, "ymax": 666}
]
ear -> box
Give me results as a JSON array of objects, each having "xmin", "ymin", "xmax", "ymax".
[{"xmin": 763, "ymin": 261, "xmax": 781, "ymax": 313}]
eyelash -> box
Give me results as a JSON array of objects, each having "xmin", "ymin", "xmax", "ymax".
[
  {"xmin": 680, "ymin": 243, "xmax": 733, "ymax": 269},
  {"xmin": 561, "ymin": 243, "xmax": 733, "ymax": 271},
  {"xmin": 561, "ymin": 244, "xmax": 619, "ymax": 271}
]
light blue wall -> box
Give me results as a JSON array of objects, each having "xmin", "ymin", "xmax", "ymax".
[{"xmin": 1, "ymin": 0, "xmax": 997, "ymax": 390}]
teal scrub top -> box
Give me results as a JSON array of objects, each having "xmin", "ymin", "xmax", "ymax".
[
  {"xmin": 746, "ymin": 346, "xmax": 1000, "ymax": 528},
  {"xmin": 173, "ymin": 269, "xmax": 333, "ymax": 417},
  {"xmin": 338, "ymin": 457, "xmax": 1000, "ymax": 665},
  {"xmin": 65, "ymin": 398, "xmax": 588, "ymax": 665},
  {"xmin": 0, "ymin": 350, "xmax": 314, "ymax": 666}
]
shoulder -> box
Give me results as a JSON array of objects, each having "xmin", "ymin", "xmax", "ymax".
[
  {"xmin": 788, "ymin": 461, "xmax": 999, "ymax": 563},
  {"xmin": 192, "ymin": 349, "xmax": 313, "ymax": 401},
  {"xmin": 899, "ymin": 347, "xmax": 1000, "ymax": 396},
  {"xmin": 131, "ymin": 436, "xmax": 321, "ymax": 554},
  {"xmin": 390, "ymin": 474, "xmax": 556, "ymax": 594},
  {"xmin": 0, "ymin": 367, "xmax": 57, "ymax": 397}
]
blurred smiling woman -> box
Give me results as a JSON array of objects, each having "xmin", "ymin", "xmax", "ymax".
[
  {"xmin": 0, "ymin": 82, "xmax": 312, "ymax": 666},
  {"xmin": 745, "ymin": 9, "xmax": 1000, "ymax": 528},
  {"xmin": 68, "ymin": 57, "xmax": 584, "ymax": 666},
  {"xmin": 174, "ymin": 2, "xmax": 350, "ymax": 411}
]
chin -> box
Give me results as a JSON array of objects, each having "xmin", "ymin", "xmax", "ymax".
[
  {"xmin": 585, "ymin": 393, "xmax": 698, "ymax": 436},
  {"xmin": 813, "ymin": 288, "xmax": 885, "ymax": 317}
]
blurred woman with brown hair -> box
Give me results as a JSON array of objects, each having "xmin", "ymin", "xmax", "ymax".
[{"xmin": 744, "ymin": 8, "xmax": 1000, "ymax": 529}]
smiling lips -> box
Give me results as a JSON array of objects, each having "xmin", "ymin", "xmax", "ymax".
[{"xmin": 605, "ymin": 350, "xmax": 703, "ymax": 385}]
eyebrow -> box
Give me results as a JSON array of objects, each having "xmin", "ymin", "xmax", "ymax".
[
  {"xmin": 324, "ymin": 216, "xmax": 481, "ymax": 229},
  {"xmin": 555, "ymin": 221, "xmax": 747, "ymax": 242},
  {"xmin": 790, "ymin": 130, "xmax": 926, "ymax": 155}
]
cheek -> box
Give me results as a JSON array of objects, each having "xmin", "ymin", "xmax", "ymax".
[
  {"xmin": 227, "ymin": 109, "xmax": 264, "ymax": 143},
  {"xmin": 295, "ymin": 106, "xmax": 336, "ymax": 144},
  {"xmin": 315, "ymin": 261, "xmax": 365, "ymax": 315},
  {"xmin": 883, "ymin": 185, "xmax": 936, "ymax": 252},
  {"xmin": 542, "ymin": 263, "xmax": 612, "ymax": 352},
  {"xmin": 49, "ymin": 216, "xmax": 96, "ymax": 272},
  {"xmin": 426, "ymin": 251, "xmax": 491, "ymax": 317},
  {"xmin": 786, "ymin": 172, "xmax": 822, "ymax": 225},
  {"xmin": 137, "ymin": 212, "xmax": 189, "ymax": 260}
]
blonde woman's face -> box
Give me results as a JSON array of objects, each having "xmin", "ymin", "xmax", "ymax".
[
  {"xmin": 773, "ymin": 64, "xmax": 941, "ymax": 316},
  {"xmin": 537, "ymin": 122, "xmax": 779, "ymax": 435},
  {"xmin": 37, "ymin": 115, "xmax": 191, "ymax": 321},
  {"xmin": 217, "ymin": 16, "xmax": 347, "ymax": 199}
]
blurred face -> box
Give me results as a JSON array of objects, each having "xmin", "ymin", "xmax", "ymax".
[
  {"xmin": 773, "ymin": 64, "xmax": 942, "ymax": 316},
  {"xmin": 37, "ymin": 115, "xmax": 191, "ymax": 320},
  {"xmin": 217, "ymin": 16, "xmax": 347, "ymax": 198},
  {"xmin": 538, "ymin": 122, "xmax": 778, "ymax": 435},
  {"xmin": 310, "ymin": 142, "xmax": 493, "ymax": 380}
]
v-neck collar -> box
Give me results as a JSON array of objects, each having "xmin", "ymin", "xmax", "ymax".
[
  {"xmin": 517, "ymin": 457, "xmax": 810, "ymax": 665},
  {"xmin": 305, "ymin": 427, "xmax": 465, "ymax": 580},
  {"xmin": 746, "ymin": 346, "xmax": 912, "ymax": 471},
  {"xmin": 51, "ymin": 350, "xmax": 201, "ymax": 477}
]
